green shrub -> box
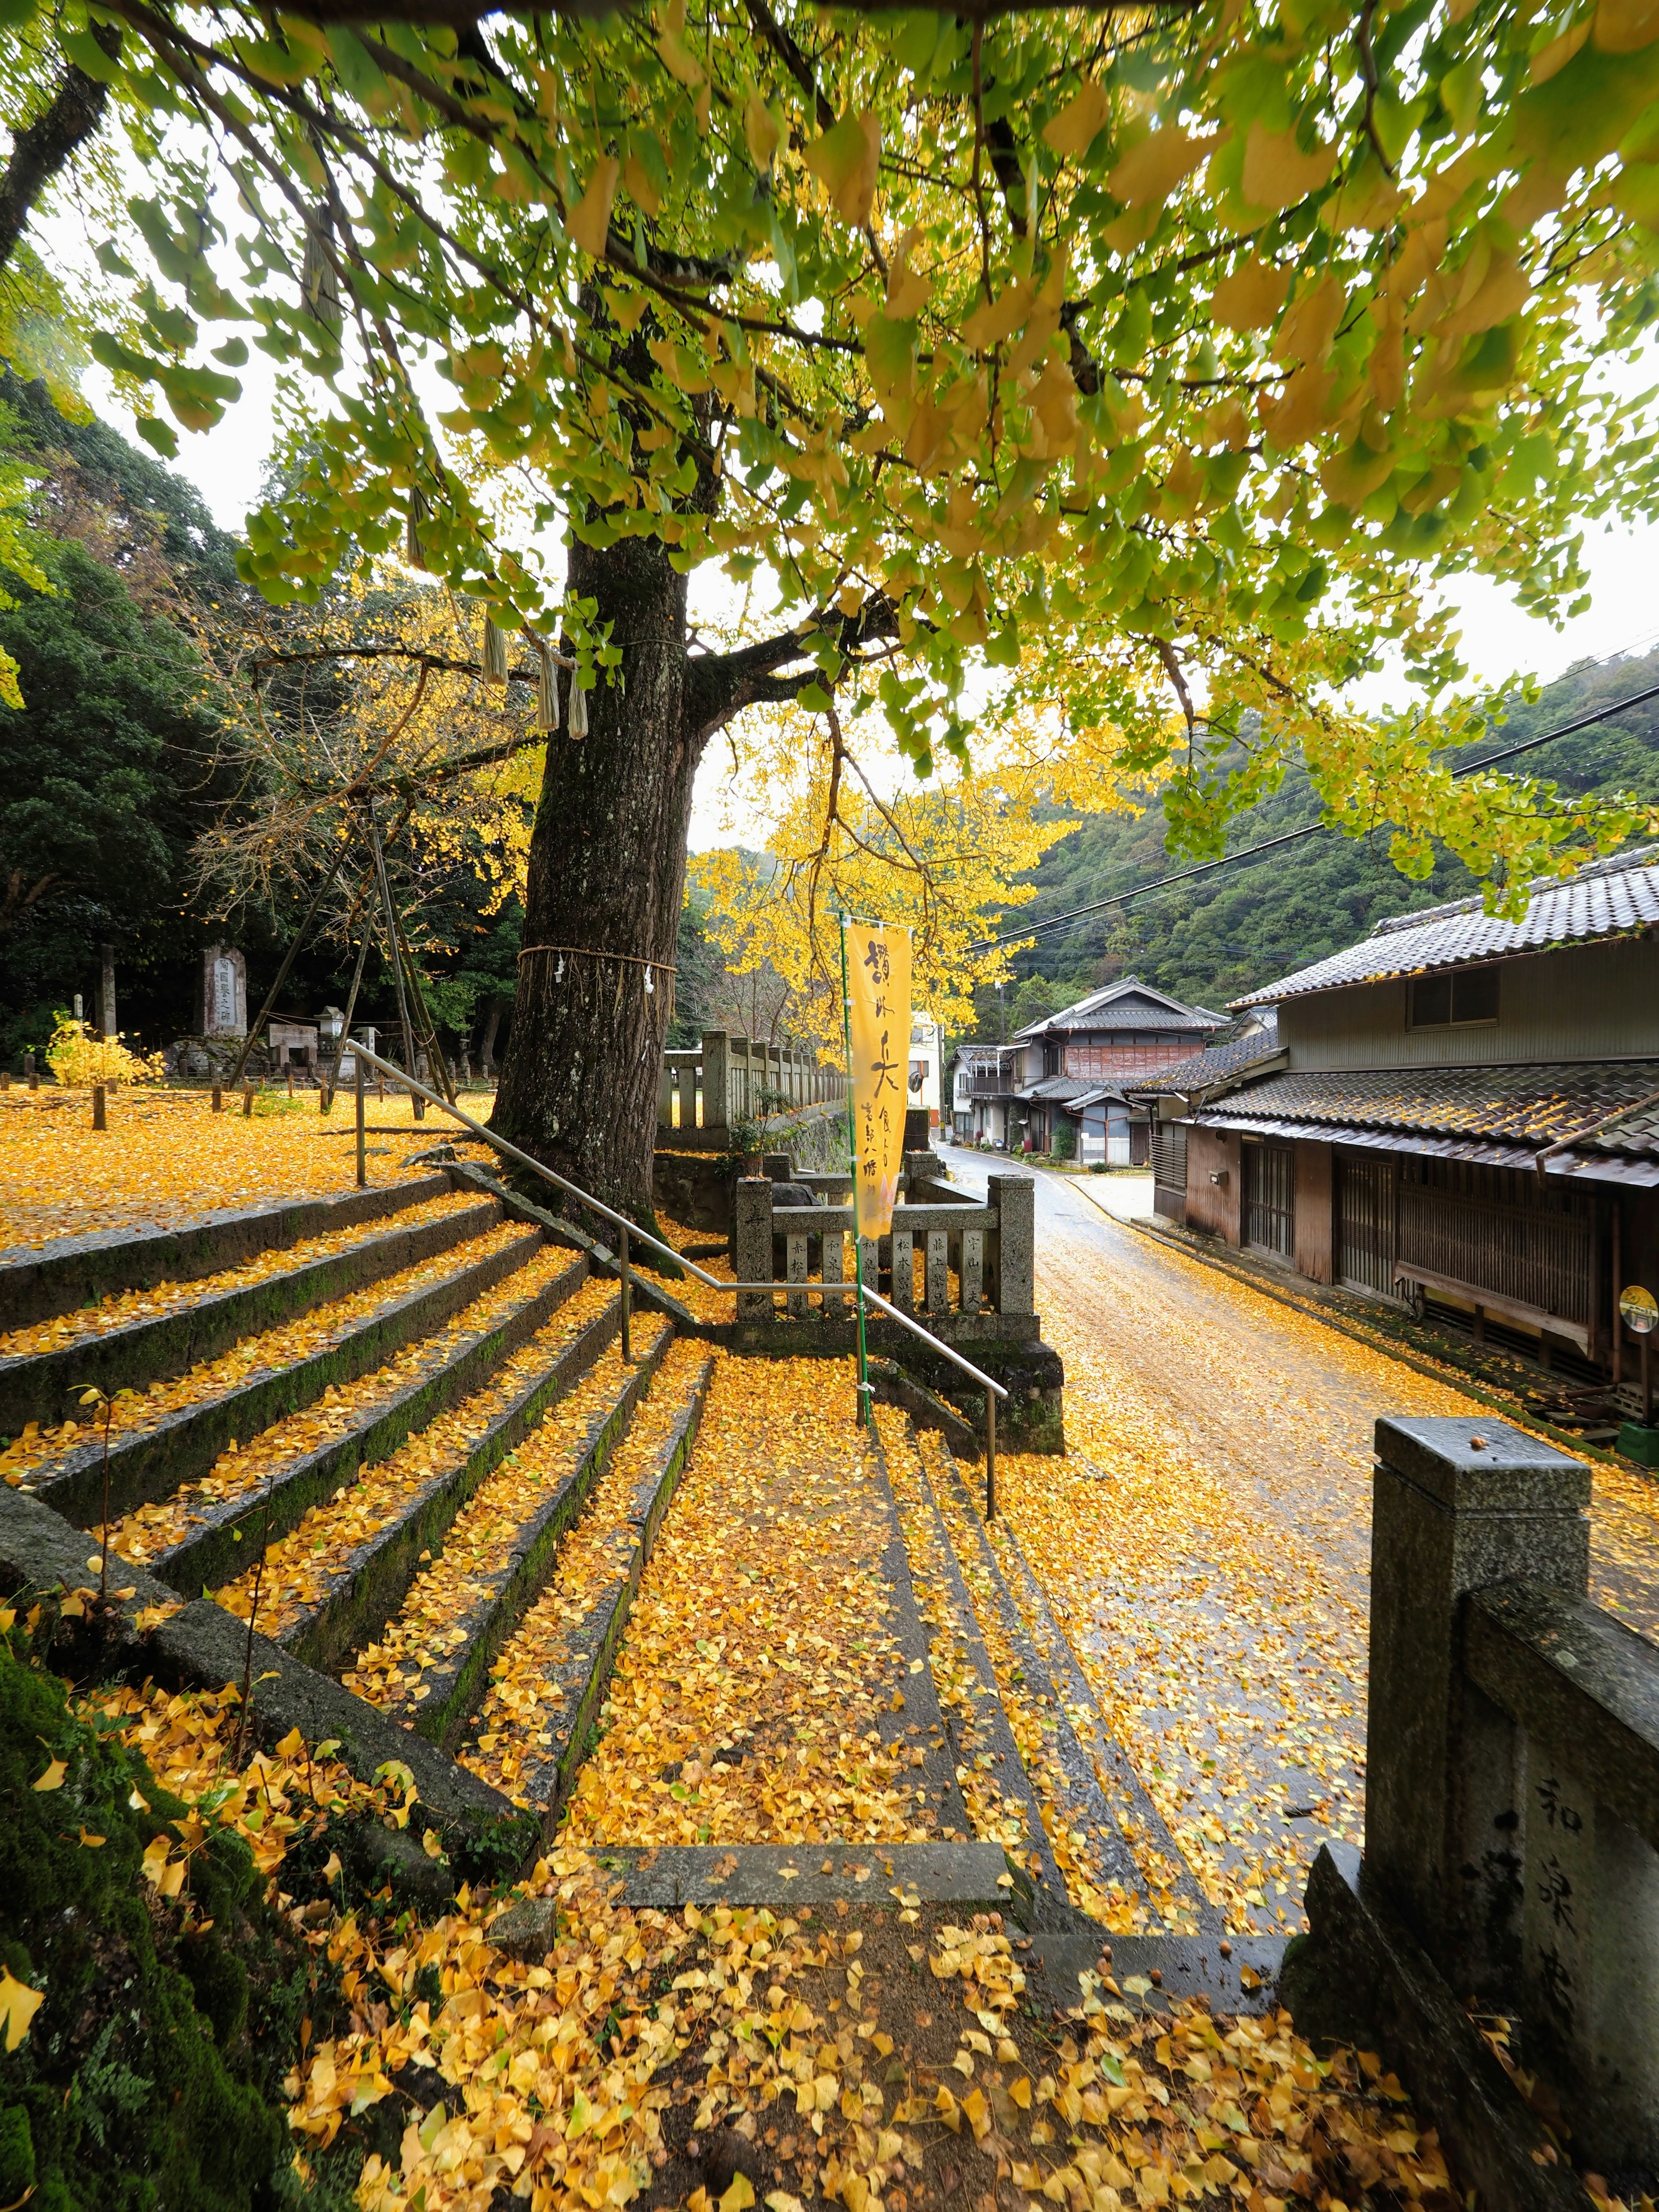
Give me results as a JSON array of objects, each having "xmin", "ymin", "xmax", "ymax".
[{"xmin": 1049, "ymin": 1123, "xmax": 1077, "ymax": 1163}]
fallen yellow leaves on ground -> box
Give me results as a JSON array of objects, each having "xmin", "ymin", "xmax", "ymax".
[
  {"xmin": 563, "ymin": 1356, "xmax": 934, "ymax": 1847},
  {"xmin": 0, "ymin": 1187, "xmax": 482, "ymax": 1361},
  {"xmin": 347, "ymin": 1316, "xmax": 672, "ymax": 1722},
  {"xmin": 215, "ymin": 1268, "xmax": 618, "ymax": 1638},
  {"xmin": 461, "ymin": 1337, "xmax": 718, "ymax": 1802},
  {"xmin": 0, "ymin": 1085, "xmax": 454, "ymax": 1251},
  {"xmin": 3, "ymin": 1219, "xmax": 535, "ymax": 1491}
]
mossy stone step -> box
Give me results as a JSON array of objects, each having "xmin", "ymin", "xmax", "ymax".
[
  {"xmin": 30, "ymin": 1227, "xmax": 544, "ymax": 1530},
  {"xmin": 154, "ymin": 1252, "xmax": 591, "ymax": 1598},
  {"xmin": 278, "ymin": 1292, "xmax": 631, "ymax": 1678},
  {"xmin": 505, "ymin": 1352, "xmax": 716, "ymax": 1818},
  {"xmin": 0, "ymin": 1194, "xmax": 502, "ymax": 1437},
  {"xmin": 0, "ymin": 1172, "xmax": 454, "ymax": 1332},
  {"xmin": 383, "ymin": 1329, "xmax": 686, "ymax": 1756}
]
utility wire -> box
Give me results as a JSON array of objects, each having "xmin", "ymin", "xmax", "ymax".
[{"xmin": 977, "ymin": 677, "xmax": 1659, "ymax": 956}]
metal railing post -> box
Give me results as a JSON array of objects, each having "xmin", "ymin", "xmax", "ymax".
[
  {"xmin": 620, "ymin": 1222, "xmax": 632, "ymax": 1363},
  {"xmin": 355, "ymin": 1054, "xmax": 366, "ymax": 1189},
  {"xmin": 986, "ymin": 1392, "xmax": 996, "ymax": 1522}
]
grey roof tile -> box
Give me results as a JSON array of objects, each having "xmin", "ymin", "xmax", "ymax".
[
  {"xmin": 1231, "ymin": 847, "xmax": 1659, "ymax": 1008},
  {"xmin": 1195, "ymin": 1060, "xmax": 1659, "ymax": 1155}
]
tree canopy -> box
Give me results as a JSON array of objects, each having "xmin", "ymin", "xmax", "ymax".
[{"xmin": 11, "ymin": 0, "xmax": 1658, "ymax": 943}]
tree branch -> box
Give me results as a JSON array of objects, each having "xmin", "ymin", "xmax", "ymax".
[{"xmin": 0, "ymin": 25, "xmax": 120, "ymax": 273}]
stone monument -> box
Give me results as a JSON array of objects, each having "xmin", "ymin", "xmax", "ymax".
[{"xmin": 200, "ymin": 946, "xmax": 248, "ymax": 1039}]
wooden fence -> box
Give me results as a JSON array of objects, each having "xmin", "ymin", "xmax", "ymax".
[{"xmin": 659, "ymin": 1030, "xmax": 846, "ymax": 1145}]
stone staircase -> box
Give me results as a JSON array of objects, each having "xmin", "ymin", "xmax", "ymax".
[{"xmin": 0, "ymin": 1168, "xmax": 1283, "ymax": 2009}]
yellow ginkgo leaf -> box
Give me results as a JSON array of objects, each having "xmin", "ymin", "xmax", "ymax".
[
  {"xmin": 1595, "ymin": 0, "xmax": 1659, "ymax": 51},
  {"xmin": 623, "ymin": 153, "xmax": 661, "ymax": 219},
  {"xmin": 568, "ymin": 157, "xmax": 620, "ymax": 259},
  {"xmin": 1109, "ymin": 127, "xmax": 1225, "ymax": 210},
  {"xmin": 0, "ymin": 1966, "xmax": 43, "ymax": 2052},
  {"xmin": 805, "ymin": 111, "xmax": 880, "ymax": 226},
  {"xmin": 1042, "ymin": 79, "xmax": 1109, "ymax": 161},
  {"xmin": 1212, "ymin": 257, "xmax": 1291, "ymax": 331},
  {"xmin": 1241, "ymin": 122, "xmax": 1339, "ymax": 211},
  {"xmin": 656, "ymin": 25, "xmax": 705, "ymax": 87},
  {"xmin": 78, "ymin": 1826, "xmax": 106, "ymax": 1847},
  {"xmin": 744, "ymin": 92, "xmax": 779, "ymax": 171},
  {"xmin": 32, "ymin": 1757, "xmax": 67, "ymax": 1791}
]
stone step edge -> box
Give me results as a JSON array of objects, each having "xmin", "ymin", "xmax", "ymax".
[
  {"xmin": 492, "ymin": 1842, "xmax": 1020, "ymax": 1937},
  {"xmin": 281, "ymin": 1291, "xmax": 629, "ymax": 1677},
  {"xmin": 0, "ymin": 1172, "xmax": 454, "ymax": 1334},
  {"xmin": 392, "ymin": 1324, "xmax": 678, "ymax": 1754},
  {"xmin": 894, "ymin": 1418, "xmax": 1071, "ymax": 1914},
  {"xmin": 156, "ymin": 1251, "xmax": 591, "ymax": 1599},
  {"xmin": 446, "ymin": 1163, "xmax": 700, "ymax": 1332},
  {"xmin": 30, "ymin": 1225, "xmax": 546, "ymax": 1530},
  {"xmin": 932, "ymin": 1452, "xmax": 1220, "ymax": 1935},
  {"xmin": 0, "ymin": 1194, "xmax": 503, "ymax": 1440},
  {"xmin": 859, "ymin": 1421, "xmax": 979, "ymax": 1840},
  {"xmin": 509, "ymin": 1351, "xmax": 718, "ymax": 1820},
  {"xmin": 0, "ymin": 1484, "xmax": 535, "ymax": 1888}
]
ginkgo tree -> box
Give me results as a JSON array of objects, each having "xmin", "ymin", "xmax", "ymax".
[{"xmin": 5, "ymin": 0, "xmax": 1659, "ymax": 1216}]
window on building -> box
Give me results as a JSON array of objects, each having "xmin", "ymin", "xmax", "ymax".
[{"xmin": 1408, "ymin": 967, "xmax": 1500, "ymax": 1029}]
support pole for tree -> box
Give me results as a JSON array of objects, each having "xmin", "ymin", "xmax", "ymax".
[
  {"xmin": 839, "ymin": 918, "xmax": 871, "ymax": 1429},
  {"xmin": 367, "ymin": 798, "xmax": 418, "ymax": 1105},
  {"xmin": 356, "ymin": 1051, "xmax": 366, "ymax": 1189}
]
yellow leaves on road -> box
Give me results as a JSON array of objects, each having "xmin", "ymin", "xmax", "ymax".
[
  {"xmin": 0, "ymin": 1086, "xmax": 439, "ymax": 1252},
  {"xmin": 564, "ymin": 1357, "xmax": 931, "ymax": 1848},
  {"xmin": 0, "ymin": 1188, "xmax": 480, "ymax": 1361},
  {"xmin": 215, "ymin": 1271, "xmax": 619, "ymax": 1638}
]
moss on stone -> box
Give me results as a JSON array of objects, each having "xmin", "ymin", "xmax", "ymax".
[{"xmin": 0, "ymin": 1630, "xmax": 291, "ymax": 2209}]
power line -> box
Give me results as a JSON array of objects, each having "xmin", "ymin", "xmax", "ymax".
[{"xmin": 977, "ymin": 677, "xmax": 1659, "ymax": 956}]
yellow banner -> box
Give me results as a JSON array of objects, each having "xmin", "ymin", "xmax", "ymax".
[{"xmin": 844, "ymin": 920, "xmax": 912, "ymax": 1239}]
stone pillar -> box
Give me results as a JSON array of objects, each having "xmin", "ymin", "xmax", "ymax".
[
  {"xmin": 987, "ymin": 1174, "xmax": 1035, "ymax": 1316},
  {"xmin": 734, "ymin": 1177, "xmax": 774, "ymax": 1322},
  {"xmin": 1367, "ymin": 1416, "xmax": 1589, "ymax": 1986},
  {"xmin": 657, "ymin": 1058, "xmax": 674, "ymax": 1130},
  {"xmin": 201, "ymin": 945, "xmax": 248, "ymax": 1039},
  {"xmin": 96, "ymin": 944, "xmax": 116, "ymax": 1038},
  {"xmin": 701, "ymin": 1031, "xmax": 730, "ymax": 1134}
]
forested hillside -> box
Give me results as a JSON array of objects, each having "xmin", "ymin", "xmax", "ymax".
[{"xmin": 977, "ymin": 648, "xmax": 1659, "ymax": 1036}]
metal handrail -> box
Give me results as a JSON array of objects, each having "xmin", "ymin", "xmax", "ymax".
[{"xmin": 341, "ymin": 1041, "xmax": 1008, "ymax": 1510}]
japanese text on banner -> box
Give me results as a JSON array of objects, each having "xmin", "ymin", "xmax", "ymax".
[{"xmin": 845, "ymin": 922, "xmax": 912, "ymax": 1239}]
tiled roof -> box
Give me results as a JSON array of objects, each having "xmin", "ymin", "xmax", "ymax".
[
  {"xmin": 1195, "ymin": 1060, "xmax": 1659, "ymax": 1156},
  {"xmin": 1013, "ymin": 977, "xmax": 1227, "ymax": 1039},
  {"xmin": 1230, "ymin": 846, "xmax": 1659, "ymax": 1008},
  {"xmin": 1124, "ymin": 1012, "xmax": 1281, "ymax": 1097},
  {"xmin": 1020, "ymin": 1075, "xmax": 1096, "ymax": 1103}
]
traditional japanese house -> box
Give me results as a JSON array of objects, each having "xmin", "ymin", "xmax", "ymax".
[{"xmin": 1151, "ymin": 849, "xmax": 1659, "ymax": 1376}]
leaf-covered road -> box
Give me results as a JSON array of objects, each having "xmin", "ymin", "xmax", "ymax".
[{"xmin": 940, "ymin": 1147, "xmax": 1659, "ymax": 1936}]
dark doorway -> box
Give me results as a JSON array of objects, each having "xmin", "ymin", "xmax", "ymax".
[
  {"xmin": 1339, "ymin": 1153, "xmax": 1397, "ymax": 1297},
  {"xmin": 1243, "ymin": 1140, "xmax": 1295, "ymax": 1260}
]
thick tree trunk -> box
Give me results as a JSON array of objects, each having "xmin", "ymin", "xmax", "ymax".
[
  {"xmin": 491, "ymin": 530, "xmax": 701, "ymax": 1224},
  {"xmin": 0, "ymin": 27, "xmax": 119, "ymax": 272}
]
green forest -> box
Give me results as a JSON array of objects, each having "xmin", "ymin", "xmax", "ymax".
[{"xmin": 973, "ymin": 646, "xmax": 1659, "ymax": 1040}]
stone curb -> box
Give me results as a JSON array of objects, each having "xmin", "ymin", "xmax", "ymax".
[
  {"xmin": 397, "ymin": 1322, "xmax": 674, "ymax": 1752},
  {"xmin": 30, "ymin": 1224, "xmax": 543, "ymax": 1530},
  {"xmin": 159, "ymin": 1252, "xmax": 591, "ymax": 1599},
  {"xmin": 1289, "ymin": 1842, "xmax": 1587, "ymax": 2211},
  {"xmin": 514, "ymin": 1353, "xmax": 716, "ymax": 1822},
  {"xmin": 887, "ymin": 1419, "xmax": 1070, "ymax": 1914},
  {"xmin": 490, "ymin": 1842, "xmax": 1019, "ymax": 1943},
  {"xmin": 0, "ymin": 1172, "xmax": 453, "ymax": 1333},
  {"xmin": 0, "ymin": 1192, "xmax": 500, "ymax": 1438},
  {"xmin": 932, "ymin": 1455, "xmax": 1219, "ymax": 1935},
  {"xmin": 1017, "ymin": 1929, "xmax": 1289, "ymax": 2019},
  {"xmin": 283, "ymin": 1290, "xmax": 627, "ymax": 1675},
  {"xmin": 445, "ymin": 1163, "xmax": 700, "ymax": 1331},
  {"xmin": 0, "ymin": 1484, "xmax": 531, "ymax": 1875},
  {"xmin": 869, "ymin": 1357, "xmax": 982, "ymax": 1461},
  {"xmin": 862, "ymin": 1418, "xmax": 975, "ymax": 1839}
]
